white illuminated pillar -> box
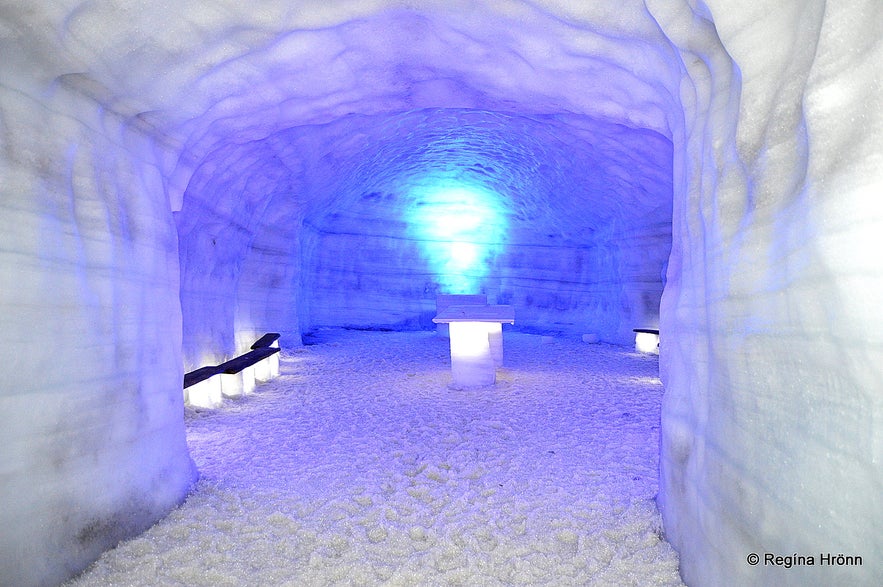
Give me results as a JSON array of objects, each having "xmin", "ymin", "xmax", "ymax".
[
  {"xmin": 433, "ymin": 304, "xmax": 514, "ymax": 389},
  {"xmin": 254, "ymin": 343, "xmax": 281, "ymax": 381},
  {"xmin": 267, "ymin": 352, "xmax": 281, "ymax": 379},
  {"xmin": 487, "ymin": 322, "xmax": 504, "ymax": 367},
  {"xmin": 449, "ymin": 321, "xmax": 496, "ymax": 387},
  {"xmin": 186, "ymin": 377, "xmax": 223, "ymax": 409},
  {"xmin": 220, "ymin": 367, "xmax": 256, "ymax": 397},
  {"xmin": 633, "ymin": 329, "xmax": 660, "ymax": 354}
]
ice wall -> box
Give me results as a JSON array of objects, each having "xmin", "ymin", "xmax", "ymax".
[
  {"xmin": 653, "ymin": 0, "xmax": 883, "ymax": 584},
  {"xmin": 0, "ymin": 80, "xmax": 197, "ymax": 586},
  {"xmin": 175, "ymin": 138, "xmax": 305, "ymax": 369}
]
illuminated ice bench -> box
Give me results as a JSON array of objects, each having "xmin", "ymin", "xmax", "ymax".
[
  {"xmin": 633, "ymin": 328, "xmax": 660, "ymax": 354},
  {"xmin": 433, "ymin": 305, "xmax": 514, "ymax": 388},
  {"xmin": 184, "ymin": 333, "xmax": 281, "ymax": 408}
]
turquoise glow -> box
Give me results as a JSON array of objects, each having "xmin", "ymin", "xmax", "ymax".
[{"xmin": 405, "ymin": 182, "xmax": 507, "ymax": 293}]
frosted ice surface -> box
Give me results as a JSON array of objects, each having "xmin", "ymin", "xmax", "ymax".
[
  {"xmin": 0, "ymin": 84, "xmax": 197, "ymax": 587},
  {"xmin": 656, "ymin": 1, "xmax": 883, "ymax": 585},
  {"xmin": 3, "ymin": 1, "xmax": 881, "ymax": 586},
  {"xmin": 68, "ymin": 331, "xmax": 683, "ymax": 586}
]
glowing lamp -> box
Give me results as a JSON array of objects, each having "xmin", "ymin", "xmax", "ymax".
[
  {"xmin": 253, "ymin": 351, "xmax": 280, "ymax": 382},
  {"xmin": 186, "ymin": 376, "xmax": 222, "ymax": 409},
  {"xmin": 633, "ymin": 328, "xmax": 660, "ymax": 354},
  {"xmin": 221, "ymin": 367, "xmax": 256, "ymax": 398},
  {"xmin": 433, "ymin": 304, "xmax": 514, "ymax": 388}
]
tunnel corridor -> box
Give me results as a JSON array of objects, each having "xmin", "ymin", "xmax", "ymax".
[{"xmin": 1, "ymin": 1, "xmax": 881, "ymax": 586}]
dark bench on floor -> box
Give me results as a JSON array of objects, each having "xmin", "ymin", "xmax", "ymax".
[
  {"xmin": 250, "ymin": 332, "xmax": 281, "ymax": 349},
  {"xmin": 217, "ymin": 345, "xmax": 280, "ymax": 375},
  {"xmin": 183, "ymin": 366, "xmax": 222, "ymax": 389},
  {"xmin": 183, "ymin": 333, "xmax": 281, "ymax": 389},
  {"xmin": 184, "ymin": 333, "xmax": 283, "ymax": 407}
]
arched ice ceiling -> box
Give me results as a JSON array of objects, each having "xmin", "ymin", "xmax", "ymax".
[
  {"xmin": 0, "ymin": 0, "xmax": 691, "ymax": 349},
  {"xmin": 1, "ymin": 0, "xmax": 685, "ymax": 212}
]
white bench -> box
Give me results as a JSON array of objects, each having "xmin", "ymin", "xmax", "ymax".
[{"xmin": 433, "ymin": 304, "xmax": 514, "ymax": 388}]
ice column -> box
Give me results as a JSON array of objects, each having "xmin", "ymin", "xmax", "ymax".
[
  {"xmin": 653, "ymin": 0, "xmax": 883, "ymax": 584},
  {"xmin": 0, "ymin": 84, "xmax": 197, "ymax": 587},
  {"xmin": 448, "ymin": 321, "xmax": 497, "ymax": 387}
]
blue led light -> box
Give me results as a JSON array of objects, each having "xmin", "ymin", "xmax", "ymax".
[{"xmin": 405, "ymin": 182, "xmax": 507, "ymax": 293}]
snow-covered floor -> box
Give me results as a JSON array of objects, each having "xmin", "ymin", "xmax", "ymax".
[{"xmin": 69, "ymin": 330, "xmax": 684, "ymax": 586}]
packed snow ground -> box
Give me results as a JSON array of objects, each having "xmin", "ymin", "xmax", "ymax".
[{"xmin": 68, "ymin": 330, "xmax": 683, "ymax": 586}]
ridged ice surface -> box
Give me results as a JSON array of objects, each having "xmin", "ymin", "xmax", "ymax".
[
  {"xmin": 655, "ymin": 2, "xmax": 883, "ymax": 585},
  {"xmin": 68, "ymin": 331, "xmax": 682, "ymax": 586},
  {"xmin": 175, "ymin": 105, "xmax": 672, "ymax": 365},
  {"xmin": 0, "ymin": 84, "xmax": 197, "ymax": 587},
  {"xmin": 3, "ymin": 1, "xmax": 882, "ymax": 586}
]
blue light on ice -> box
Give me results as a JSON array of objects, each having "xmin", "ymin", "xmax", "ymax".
[{"xmin": 405, "ymin": 183, "xmax": 507, "ymax": 293}]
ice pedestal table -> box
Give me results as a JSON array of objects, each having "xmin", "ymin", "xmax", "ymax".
[
  {"xmin": 435, "ymin": 294, "xmax": 489, "ymax": 338},
  {"xmin": 433, "ymin": 305, "xmax": 514, "ymax": 388}
]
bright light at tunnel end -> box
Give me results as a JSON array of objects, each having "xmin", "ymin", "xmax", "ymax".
[{"xmin": 405, "ymin": 182, "xmax": 507, "ymax": 294}]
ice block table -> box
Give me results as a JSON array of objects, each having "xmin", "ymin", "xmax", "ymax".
[
  {"xmin": 433, "ymin": 304, "xmax": 514, "ymax": 388},
  {"xmin": 435, "ymin": 294, "xmax": 488, "ymax": 337}
]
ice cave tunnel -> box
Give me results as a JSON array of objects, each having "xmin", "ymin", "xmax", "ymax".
[{"xmin": 1, "ymin": 1, "xmax": 881, "ymax": 586}]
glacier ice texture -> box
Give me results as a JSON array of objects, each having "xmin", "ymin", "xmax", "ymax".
[{"xmin": 0, "ymin": 1, "xmax": 881, "ymax": 586}]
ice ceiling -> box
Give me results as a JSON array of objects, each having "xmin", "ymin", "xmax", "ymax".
[
  {"xmin": 159, "ymin": 2, "xmax": 680, "ymax": 358},
  {"xmin": 2, "ymin": 1, "xmax": 881, "ymax": 586}
]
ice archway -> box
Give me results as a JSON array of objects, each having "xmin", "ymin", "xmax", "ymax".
[{"xmin": 1, "ymin": 1, "xmax": 881, "ymax": 586}]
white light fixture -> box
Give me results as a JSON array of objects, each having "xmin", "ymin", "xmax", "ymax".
[
  {"xmin": 449, "ymin": 321, "xmax": 496, "ymax": 386},
  {"xmin": 186, "ymin": 377, "xmax": 222, "ymax": 409},
  {"xmin": 221, "ymin": 367, "xmax": 256, "ymax": 397},
  {"xmin": 633, "ymin": 329, "xmax": 660, "ymax": 354}
]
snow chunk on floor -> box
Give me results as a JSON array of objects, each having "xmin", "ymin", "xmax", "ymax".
[{"xmin": 68, "ymin": 331, "xmax": 683, "ymax": 586}]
